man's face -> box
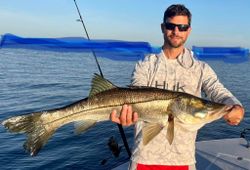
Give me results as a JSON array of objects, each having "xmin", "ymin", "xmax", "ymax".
[{"xmin": 161, "ymin": 15, "xmax": 191, "ymax": 48}]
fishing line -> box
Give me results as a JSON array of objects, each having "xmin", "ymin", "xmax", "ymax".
[
  {"xmin": 73, "ymin": 0, "xmax": 131, "ymax": 158},
  {"xmin": 73, "ymin": 0, "xmax": 103, "ymax": 77}
]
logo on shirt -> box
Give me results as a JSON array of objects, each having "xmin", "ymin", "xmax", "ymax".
[{"xmin": 155, "ymin": 81, "xmax": 185, "ymax": 92}]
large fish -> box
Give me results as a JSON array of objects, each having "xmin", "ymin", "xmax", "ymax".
[{"xmin": 2, "ymin": 74, "xmax": 232, "ymax": 156}]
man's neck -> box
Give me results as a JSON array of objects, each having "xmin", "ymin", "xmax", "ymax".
[{"xmin": 162, "ymin": 45, "xmax": 184, "ymax": 59}]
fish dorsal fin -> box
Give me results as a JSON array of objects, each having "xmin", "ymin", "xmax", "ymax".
[{"xmin": 89, "ymin": 74, "xmax": 117, "ymax": 97}]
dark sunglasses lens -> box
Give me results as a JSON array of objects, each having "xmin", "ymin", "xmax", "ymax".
[
  {"xmin": 178, "ymin": 25, "xmax": 189, "ymax": 31},
  {"xmin": 165, "ymin": 23, "xmax": 175, "ymax": 30},
  {"xmin": 165, "ymin": 23, "xmax": 189, "ymax": 32}
]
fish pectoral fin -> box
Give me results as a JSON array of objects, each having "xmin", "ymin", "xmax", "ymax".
[
  {"xmin": 166, "ymin": 117, "xmax": 174, "ymax": 145},
  {"xmin": 142, "ymin": 123, "xmax": 163, "ymax": 145},
  {"xmin": 74, "ymin": 120, "xmax": 97, "ymax": 135}
]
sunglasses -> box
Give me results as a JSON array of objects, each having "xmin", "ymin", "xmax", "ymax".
[{"xmin": 164, "ymin": 22, "xmax": 190, "ymax": 32}]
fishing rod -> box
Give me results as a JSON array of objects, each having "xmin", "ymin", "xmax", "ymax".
[
  {"xmin": 73, "ymin": 0, "xmax": 131, "ymax": 158},
  {"xmin": 73, "ymin": 0, "xmax": 103, "ymax": 77}
]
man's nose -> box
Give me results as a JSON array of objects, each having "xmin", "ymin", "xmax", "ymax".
[{"xmin": 173, "ymin": 26, "xmax": 180, "ymax": 34}]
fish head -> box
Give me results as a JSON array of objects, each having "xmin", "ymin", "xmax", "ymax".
[{"xmin": 171, "ymin": 94, "xmax": 233, "ymax": 124}]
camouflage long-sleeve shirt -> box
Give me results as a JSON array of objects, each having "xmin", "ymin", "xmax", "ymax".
[{"xmin": 129, "ymin": 48, "xmax": 241, "ymax": 168}]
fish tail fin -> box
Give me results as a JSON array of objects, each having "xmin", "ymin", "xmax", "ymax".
[{"xmin": 2, "ymin": 112, "xmax": 57, "ymax": 156}]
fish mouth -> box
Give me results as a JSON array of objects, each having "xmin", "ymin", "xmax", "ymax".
[
  {"xmin": 208, "ymin": 105, "xmax": 234, "ymax": 116},
  {"xmin": 224, "ymin": 105, "xmax": 234, "ymax": 112}
]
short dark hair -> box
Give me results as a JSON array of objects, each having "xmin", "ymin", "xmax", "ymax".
[{"xmin": 163, "ymin": 4, "xmax": 192, "ymax": 26}]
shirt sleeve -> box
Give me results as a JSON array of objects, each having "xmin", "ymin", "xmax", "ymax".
[{"xmin": 201, "ymin": 62, "xmax": 242, "ymax": 106}]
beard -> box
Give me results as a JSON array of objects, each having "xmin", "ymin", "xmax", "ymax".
[{"xmin": 165, "ymin": 34, "xmax": 187, "ymax": 48}]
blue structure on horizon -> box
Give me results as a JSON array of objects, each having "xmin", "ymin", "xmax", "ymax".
[
  {"xmin": 0, "ymin": 33, "xmax": 249, "ymax": 63},
  {"xmin": 192, "ymin": 46, "xmax": 249, "ymax": 63},
  {"xmin": 0, "ymin": 33, "xmax": 153, "ymax": 61}
]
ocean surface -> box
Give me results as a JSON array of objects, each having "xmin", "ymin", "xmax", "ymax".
[{"xmin": 0, "ymin": 48, "xmax": 249, "ymax": 170}]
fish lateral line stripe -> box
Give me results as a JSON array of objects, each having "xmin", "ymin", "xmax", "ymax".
[{"xmin": 42, "ymin": 99, "xmax": 170, "ymax": 126}]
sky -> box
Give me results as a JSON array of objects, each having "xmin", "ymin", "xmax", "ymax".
[{"xmin": 0, "ymin": 0, "xmax": 250, "ymax": 48}]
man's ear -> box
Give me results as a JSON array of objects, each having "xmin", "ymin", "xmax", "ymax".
[{"xmin": 187, "ymin": 27, "xmax": 192, "ymax": 36}]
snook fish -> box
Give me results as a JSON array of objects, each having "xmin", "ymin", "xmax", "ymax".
[{"xmin": 2, "ymin": 74, "xmax": 232, "ymax": 156}]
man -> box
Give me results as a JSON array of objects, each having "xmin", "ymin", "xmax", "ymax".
[{"xmin": 110, "ymin": 4, "xmax": 244, "ymax": 170}]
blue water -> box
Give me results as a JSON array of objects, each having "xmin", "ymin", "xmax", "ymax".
[{"xmin": 0, "ymin": 48, "xmax": 249, "ymax": 170}]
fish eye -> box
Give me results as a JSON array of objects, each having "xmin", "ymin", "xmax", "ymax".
[{"xmin": 194, "ymin": 112, "xmax": 207, "ymax": 119}]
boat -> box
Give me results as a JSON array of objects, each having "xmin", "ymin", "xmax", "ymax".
[{"xmin": 112, "ymin": 129, "xmax": 250, "ymax": 170}]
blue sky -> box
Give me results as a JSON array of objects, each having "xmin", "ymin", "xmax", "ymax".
[{"xmin": 0, "ymin": 0, "xmax": 249, "ymax": 48}]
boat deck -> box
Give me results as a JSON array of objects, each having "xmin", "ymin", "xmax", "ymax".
[{"xmin": 113, "ymin": 138, "xmax": 250, "ymax": 170}]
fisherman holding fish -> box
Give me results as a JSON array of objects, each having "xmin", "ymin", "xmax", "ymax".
[
  {"xmin": 1, "ymin": 3, "xmax": 245, "ymax": 170},
  {"xmin": 110, "ymin": 4, "xmax": 245, "ymax": 170}
]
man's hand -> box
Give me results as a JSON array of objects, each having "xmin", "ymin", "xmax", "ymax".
[
  {"xmin": 110, "ymin": 105, "xmax": 138, "ymax": 126},
  {"xmin": 223, "ymin": 105, "xmax": 244, "ymax": 125}
]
